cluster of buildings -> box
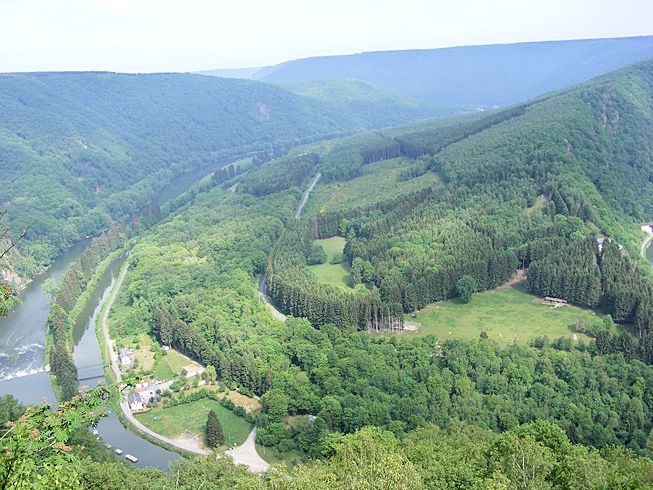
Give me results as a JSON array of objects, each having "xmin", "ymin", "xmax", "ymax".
[{"xmin": 126, "ymin": 379, "xmax": 171, "ymax": 412}]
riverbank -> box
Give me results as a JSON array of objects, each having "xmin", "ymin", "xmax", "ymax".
[{"xmin": 99, "ymin": 259, "xmax": 211, "ymax": 456}]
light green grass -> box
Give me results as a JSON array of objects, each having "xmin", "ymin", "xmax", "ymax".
[
  {"xmin": 307, "ymin": 237, "xmax": 352, "ymax": 289},
  {"xmin": 135, "ymin": 398, "xmax": 252, "ymax": 448},
  {"xmin": 255, "ymin": 443, "xmax": 303, "ymax": 469},
  {"xmin": 317, "ymin": 236, "xmax": 346, "ymax": 256},
  {"xmin": 152, "ymin": 349, "xmax": 197, "ymax": 380},
  {"xmin": 167, "ymin": 349, "xmax": 195, "ymax": 372},
  {"xmin": 412, "ymin": 284, "xmax": 598, "ymax": 344}
]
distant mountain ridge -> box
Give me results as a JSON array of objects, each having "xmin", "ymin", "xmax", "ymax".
[{"xmin": 199, "ymin": 36, "xmax": 653, "ymax": 110}]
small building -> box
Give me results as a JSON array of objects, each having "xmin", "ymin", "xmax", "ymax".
[
  {"xmin": 543, "ymin": 297, "xmax": 567, "ymax": 307},
  {"xmin": 118, "ymin": 348, "xmax": 134, "ymax": 367},
  {"xmin": 597, "ymin": 237, "xmax": 606, "ymax": 252},
  {"xmin": 127, "ymin": 392, "xmax": 144, "ymax": 412}
]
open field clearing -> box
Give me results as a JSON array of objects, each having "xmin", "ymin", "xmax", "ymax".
[
  {"xmin": 412, "ymin": 284, "xmax": 600, "ymax": 344},
  {"xmin": 135, "ymin": 398, "xmax": 253, "ymax": 449}
]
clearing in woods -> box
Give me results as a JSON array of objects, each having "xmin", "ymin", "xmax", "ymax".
[
  {"xmin": 411, "ymin": 283, "xmax": 603, "ymax": 344},
  {"xmin": 307, "ymin": 237, "xmax": 352, "ymax": 289},
  {"xmin": 305, "ymin": 158, "xmax": 438, "ymax": 215}
]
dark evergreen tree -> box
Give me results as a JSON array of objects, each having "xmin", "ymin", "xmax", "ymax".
[{"xmin": 206, "ymin": 409, "xmax": 224, "ymax": 448}]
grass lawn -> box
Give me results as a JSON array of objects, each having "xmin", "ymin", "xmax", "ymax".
[
  {"xmin": 135, "ymin": 398, "xmax": 252, "ymax": 448},
  {"xmin": 182, "ymin": 386, "xmax": 262, "ymax": 414},
  {"xmin": 255, "ymin": 443, "xmax": 303, "ymax": 469},
  {"xmin": 133, "ymin": 334, "xmax": 155, "ymax": 371},
  {"xmin": 412, "ymin": 283, "xmax": 599, "ymax": 344},
  {"xmin": 152, "ymin": 349, "xmax": 201, "ymax": 381},
  {"xmin": 308, "ymin": 237, "xmax": 353, "ymax": 289}
]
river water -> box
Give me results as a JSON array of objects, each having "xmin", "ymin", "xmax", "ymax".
[
  {"xmin": 72, "ymin": 256, "xmax": 180, "ymax": 468},
  {"xmin": 0, "ymin": 238, "xmax": 91, "ymax": 401},
  {"xmin": 0, "ymin": 161, "xmax": 227, "ymax": 468}
]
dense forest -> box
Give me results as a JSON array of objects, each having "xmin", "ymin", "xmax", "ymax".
[
  {"xmin": 0, "ymin": 72, "xmax": 435, "ymax": 280},
  {"xmin": 260, "ymin": 61, "xmax": 653, "ymax": 344},
  {"xmin": 101, "ymin": 58, "xmax": 653, "ymax": 454},
  {"xmin": 3, "ymin": 389, "xmax": 653, "ymax": 488}
]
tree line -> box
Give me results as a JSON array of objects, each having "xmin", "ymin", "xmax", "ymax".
[{"xmin": 47, "ymin": 225, "xmax": 126, "ymax": 400}]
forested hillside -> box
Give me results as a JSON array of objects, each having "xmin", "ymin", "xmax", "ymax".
[
  {"xmin": 239, "ymin": 36, "xmax": 653, "ymax": 109},
  {"xmin": 6, "ymin": 57, "xmax": 653, "ymax": 488},
  {"xmin": 261, "ymin": 61, "xmax": 653, "ymax": 342},
  {"xmin": 0, "ymin": 72, "xmax": 435, "ymax": 280},
  {"xmin": 284, "ymin": 79, "xmax": 447, "ymax": 124},
  {"xmin": 86, "ymin": 59, "xmax": 653, "ymax": 475}
]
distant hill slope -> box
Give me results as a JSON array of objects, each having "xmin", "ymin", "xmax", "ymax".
[
  {"xmin": 194, "ymin": 66, "xmax": 264, "ymax": 79},
  {"xmin": 0, "ymin": 71, "xmax": 437, "ymax": 278},
  {"xmin": 284, "ymin": 79, "xmax": 446, "ymax": 123},
  {"xmin": 247, "ymin": 36, "xmax": 653, "ymax": 109}
]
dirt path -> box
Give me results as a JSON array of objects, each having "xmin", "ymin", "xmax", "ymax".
[
  {"xmin": 101, "ymin": 261, "xmax": 210, "ymax": 456},
  {"xmin": 294, "ymin": 172, "xmax": 321, "ymax": 219},
  {"xmin": 226, "ymin": 427, "xmax": 270, "ymax": 474},
  {"xmin": 494, "ymin": 269, "xmax": 526, "ymax": 290},
  {"xmin": 255, "ymin": 172, "xmax": 322, "ymax": 321}
]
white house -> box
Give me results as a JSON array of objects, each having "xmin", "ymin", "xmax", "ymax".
[
  {"xmin": 127, "ymin": 392, "xmax": 144, "ymax": 412},
  {"xmin": 118, "ymin": 348, "xmax": 134, "ymax": 367}
]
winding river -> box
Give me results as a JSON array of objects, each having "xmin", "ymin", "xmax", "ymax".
[{"xmin": 0, "ymin": 162, "xmax": 228, "ymax": 468}]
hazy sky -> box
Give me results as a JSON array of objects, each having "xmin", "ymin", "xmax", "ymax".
[{"xmin": 1, "ymin": 0, "xmax": 652, "ymax": 73}]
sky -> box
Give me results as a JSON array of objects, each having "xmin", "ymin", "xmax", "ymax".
[{"xmin": 0, "ymin": 0, "xmax": 652, "ymax": 73}]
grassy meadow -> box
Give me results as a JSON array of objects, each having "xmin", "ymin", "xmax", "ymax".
[
  {"xmin": 307, "ymin": 237, "xmax": 352, "ymax": 289},
  {"xmin": 134, "ymin": 398, "xmax": 252, "ymax": 449},
  {"xmin": 411, "ymin": 283, "xmax": 600, "ymax": 344}
]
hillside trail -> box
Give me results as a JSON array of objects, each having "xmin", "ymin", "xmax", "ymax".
[
  {"xmin": 258, "ymin": 275, "xmax": 287, "ymax": 322},
  {"xmin": 259, "ymin": 173, "xmax": 322, "ymax": 321}
]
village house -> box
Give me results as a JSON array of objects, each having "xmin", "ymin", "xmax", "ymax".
[
  {"xmin": 118, "ymin": 348, "xmax": 134, "ymax": 367},
  {"xmin": 127, "ymin": 392, "xmax": 144, "ymax": 412}
]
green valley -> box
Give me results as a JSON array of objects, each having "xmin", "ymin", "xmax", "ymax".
[{"xmin": 4, "ymin": 21, "xmax": 653, "ymax": 490}]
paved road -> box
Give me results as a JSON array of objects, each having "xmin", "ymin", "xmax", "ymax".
[
  {"xmin": 101, "ymin": 264, "xmax": 127, "ymax": 384},
  {"xmin": 255, "ymin": 172, "xmax": 322, "ymax": 322},
  {"xmin": 226, "ymin": 427, "xmax": 270, "ymax": 474},
  {"xmin": 258, "ymin": 275, "xmax": 287, "ymax": 322},
  {"xmin": 294, "ymin": 172, "xmax": 321, "ymax": 219},
  {"xmin": 641, "ymin": 224, "xmax": 653, "ymax": 258},
  {"xmin": 101, "ymin": 261, "xmax": 210, "ymax": 456}
]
